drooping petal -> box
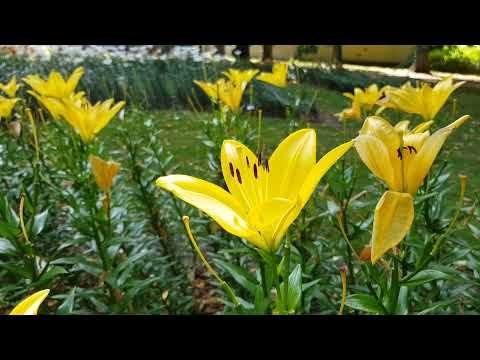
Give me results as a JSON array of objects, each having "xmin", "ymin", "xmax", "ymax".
[
  {"xmin": 354, "ymin": 135, "xmax": 397, "ymax": 190},
  {"xmin": 371, "ymin": 191, "xmax": 414, "ymax": 263},
  {"xmin": 155, "ymin": 175, "xmax": 257, "ymax": 241},
  {"xmin": 406, "ymin": 115, "xmax": 470, "ymax": 195},
  {"xmin": 300, "ymin": 140, "xmax": 354, "ymax": 206},
  {"xmin": 10, "ymin": 289, "xmax": 50, "ymax": 315},
  {"xmin": 269, "ymin": 128, "xmax": 316, "ymax": 200}
]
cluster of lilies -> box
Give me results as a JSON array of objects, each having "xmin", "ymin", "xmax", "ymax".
[{"xmin": 1, "ymin": 63, "xmax": 471, "ymax": 314}]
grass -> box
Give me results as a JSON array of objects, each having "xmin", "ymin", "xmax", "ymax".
[{"xmin": 105, "ymin": 84, "xmax": 478, "ymax": 196}]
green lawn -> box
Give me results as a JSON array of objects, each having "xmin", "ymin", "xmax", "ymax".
[{"xmin": 118, "ymin": 84, "xmax": 478, "ymax": 198}]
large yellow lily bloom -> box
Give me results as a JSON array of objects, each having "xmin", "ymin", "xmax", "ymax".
[
  {"xmin": 55, "ymin": 97, "xmax": 125, "ymax": 143},
  {"xmin": 9, "ymin": 289, "xmax": 50, "ymax": 315},
  {"xmin": 0, "ymin": 96, "xmax": 20, "ymax": 120},
  {"xmin": 28, "ymin": 90, "xmax": 87, "ymax": 119},
  {"xmin": 257, "ymin": 63, "xmax": 288, "ymax": 88},
  {"xmin": 379, "ymin": 76, "xmax": 465, "ymax": 121},
  {"xmin": 354, "ymin": 115, "xmax": 470, "ymax": 262},
  {"xmin": 89, "ymin": 155, "xmax": 121, "ymax": 193},
  {"xmin": 23, "ymin": 67, "xmax": 84, "ymax": 99},
  {"xmin": 157, "ymin": 129, "xmax": 353, "ymax": 252},
  {"xmin": 0, "ymin": 76, "xmax": 22, "ymax": 98}
]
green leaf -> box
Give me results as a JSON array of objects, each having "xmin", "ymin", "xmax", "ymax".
[
  {"xmin": 401, "ymin": 269, "xmax": 451, "ymax": 287},
  {"xmin": 56, "ymin": 287, "xmax": 76, "ymax": 315},
  {"xmin": 415, "ymin": 298, "xmax": 458, "ymax": 315},
  {"xmin": 0, "ymin": 196, "xmax": 19, "ymax": 226},
  {"xmin": 278, "ymin": 264, "xmax": 302, "ymax": 313},
  {"xmin": 32, "ymin": 208, "xmax": 49, "ymax": 236},
  {"xmin": 34, "ymin": 266, "xmax": 68, "ymax": 287},
  {"xmin": 345, "ymin": 294, "xmax": 385, "ymax": 314},
  {"xmin": 213, "ymin": 259, "xmax": 258, "ymax": 295},
  {"xmin": 0, "ymin": 237, "xmax": 15, "ymax": 255},
  {"xmin": 254, "ymin": 285, "xmax": 270, "ymax": 315},
  {"xmin": 396, "ymin": 286, "xmax": 409, "ymax": 315}
]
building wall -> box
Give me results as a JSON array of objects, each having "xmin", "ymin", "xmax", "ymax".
[{"xmin": 206, "ymin": 45, "xmax": 415, "ymax": 65}]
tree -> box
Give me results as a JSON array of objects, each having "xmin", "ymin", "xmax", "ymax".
[
  {"xmin": 332, "ymin": 45, "xmax": 343, "ymax": 68},
  {"xmin": 411, "ymin": 45, "xmax": 431, "ymax": 73},
  {"xmin": 263, "ymin": 45, "xmax": 273, "ymax": 63},
  {"xmin": 234, "ymin": 45, "xmax": 250, "ymax": 60}
]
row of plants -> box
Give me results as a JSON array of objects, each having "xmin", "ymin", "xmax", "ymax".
[{"xmin": 1, "ymin": 58, "xmax": 479, "ymax": 315}]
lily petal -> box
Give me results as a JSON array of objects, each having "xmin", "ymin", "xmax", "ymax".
[
  {"xmin": 371, "ymin": 191, "xmax": 414, "ymax": 263},
  {"xmin": 10, "ymin": 289, "xmax": 50, "ymax": 315},
  {"xmin": 406, "ymin": 115, "xmax": 470, "ymax": 195},
  {"xmin": 300, "ymin": 140, "xmax": 354, "ymax": 206},
  {"xmin": 155, "ymin": 175, "xmax": 256, "ymax": 241},
  {"xmin": 354, "ymin": 135, "xmax": 396, "ymax": 190},
  {"xmin": 269, "ymin": 128, "xmax": 316, "ymax": 200}
]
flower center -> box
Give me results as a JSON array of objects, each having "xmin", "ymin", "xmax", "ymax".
[{"xmin": 396, "ymin": 146, "xmax": 417, "ymax": 160}]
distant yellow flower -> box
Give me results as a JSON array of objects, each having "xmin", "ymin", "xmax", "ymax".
[
  {"xmin": 354, "ymin": 115, "xmax": 470, "ymax": 262},
  {"xmin": 222, "ymin": 68, "xmax": 259, "ymax": 87},
  {"xmin": 0, "ymin": 96, "xmax": 20, "ymax": 120},
  {"xmin": 379, "ymin": 76, "xmax": 465, "ymax": 121},
  {"xmin": 194, "ymin": 78, "xmax": 247, "ymax": 114},
  {"xmin": 23, "ymin": 67, "xmax": 84, "ymax": 99},
  {"xmin": 157, "ymin": 129, "xmax": 353, "ymax": 252},
  {"xmin": 335, "ymin": 96, "xmax": 362, "ymax": 121},
  {"xmin": 89, "ymin": 155, "xmax": 120, "ymax": 193},
  {"xmin": 336, "ymin": 84, "xmax": 385, "ymax": 121},
  {"xmin": 0, "ymin": 76, "xmax": 22, "ymax": 98},
  {"xmin": 57, "ymin": 97, "xmax": 125, "ymax": 142},
  {"xmin": 257, "ymin": 63, "xmax": 288, "ymax": 88},
  {"xmin": 9, "ymin": 289, "xmax": 50, "ymax": 315}
]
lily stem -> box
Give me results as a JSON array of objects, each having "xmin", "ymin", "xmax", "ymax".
[{"xmin": 283, "ymin": 232, "xmax": 291, "ymax": 314}]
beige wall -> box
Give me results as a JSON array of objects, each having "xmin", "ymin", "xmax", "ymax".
[{"xmin": 205, "ymin": 45, "xmax": 415, "ymax": 64}]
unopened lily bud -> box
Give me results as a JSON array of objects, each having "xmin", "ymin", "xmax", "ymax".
[
  {"xmin": 359, "ymin": 246, "xmax": 371, "ymax": 262},
  {"xmin": 459, "ymin": 174, "xmax": 467, "ymax": 206},
  {"xmin": 7, "ymin": 120, "xmax": 21, "ymax": 137}
]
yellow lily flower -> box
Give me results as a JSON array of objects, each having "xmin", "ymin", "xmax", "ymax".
[
  {"xmin": 354, "ymin": 115, "xmax": 470, "ymax": 262},
  {"xmin": 57, "ymin": 97, "xmax": 125, "ymax": 143},
  {"xmin": 0, "ymin": 76, "xmax": 22, "ymax": 98},
  {"xmin": 89, "ymin": 155, "xmax": 120, "ymax": 193},
  {"xmin": 23, "ymin": 67, "xmax": 84, "ymax": 99},
  {"xmin": 380, "ymin": 76, "xmax": 465, "ymax": 121},
  {"xmin": 156, "ymin": 129, "xmax": 353, "ymax": 252},
  {"xmin": 257, "ymin": 63, "xmax": 289, "ymax": 88},
  {"xmin": 9, "ymin": 289, "xmax": 50, "ymax": 315},
  {"xmin": 336, "ymin": 84, "xmax": 385, "ymax": 121},
  {"xmin": 222, "ymin": 68, "xmax": 259, "ymax": 87},
  {"xmin": 335, "ymin": 96, "xmax": 362, "ymax": 121},
  {"xmin": 193, "ymin": 80, "xmax": 220, "ymax": 101},
  {"xmin": 0, "ymin": 96, "xmax": 20, "ymax": 120},
  {"xmin": 28, "ymin": 91, "xmax": 87, "ymax": 119}
]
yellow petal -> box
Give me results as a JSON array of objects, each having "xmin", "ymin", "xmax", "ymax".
[
  {"xmin": 371, "ymin": 191, "xmax": 414, "ymax": 263},
  {"xmin": 247, "ymin": 197, "xmax": 298, "ymax": 251},
  {"xmin": 269, "ymin": 128, "xmax": 316, "ymax": 200},
  {"xmin": 221, "ymin": 140, "xmax": 261, "ymax": 211},
  {"xmin": 155, "ymin": 175, "xmax": 258, "ymax": 242},
  {"xmin": 406, "ymin": 115, "xmax": 470, "ymax": 195},
  {"xmin": 65, "ymin": 67, "xmax": 84, "ymax": 95},
  {"xmin": 394, "ymin": 120, "xmax": 411, "ymax": 133},
  {"xmin": 300, "ymin": 140, "xmax": 354, "ymax": 206},
  {"xmin": 10, "ymin": 289, "xmax": 50, "ymax": 315},
  {"xmin": 354, "ymin": 134, "xmax": 396, "ymax": 190}
]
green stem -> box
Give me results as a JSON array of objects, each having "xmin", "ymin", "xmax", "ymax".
[{"xmin": 283, "ymin": 233, "xmax": 291, "ymax": 313}]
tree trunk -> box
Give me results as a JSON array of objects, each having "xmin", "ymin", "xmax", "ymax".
[
  {"xmin": 332, "ymin": 45, "xmax": 343, "ymax": 68},
  {"xmin": 263, "ymin": 45, "xmax": 273, "ymax": 63},
  {"xmin": 412, "ymin": 45, "xmax": 431, "ymax": 73},
  {"xmin": 215, "ymin": 45, "xmax": 225, "ymax": 55},
  {"xmin": 234, "ymin": 45, "xmax": 250, "ymax": 60}
]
